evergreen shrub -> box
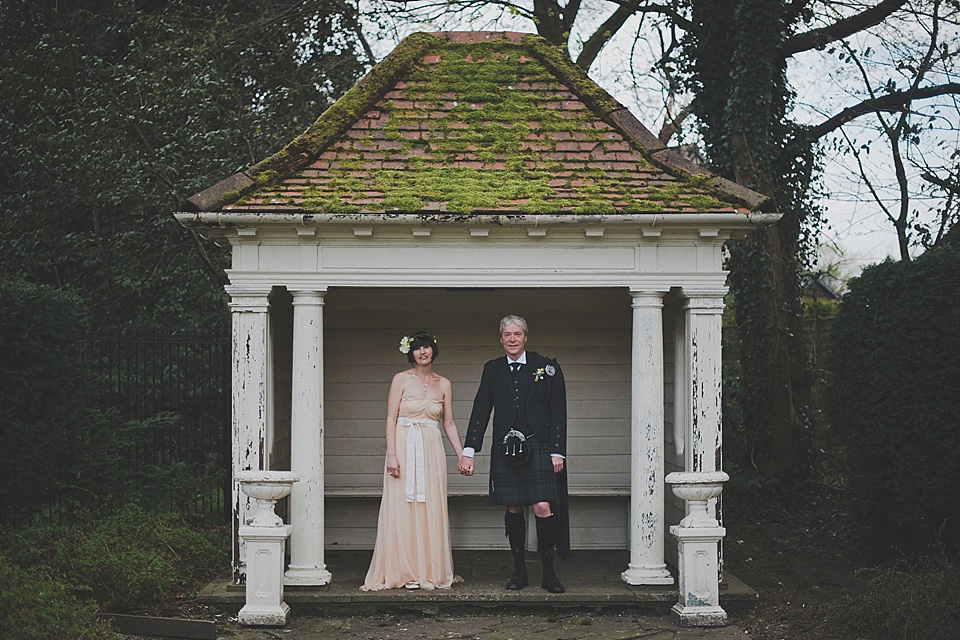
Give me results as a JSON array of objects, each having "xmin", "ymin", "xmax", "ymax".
[
  {"xmin": 0, "ymin": 556, "xmax": 120, "ymax": 640},
  {"xmin": 829, "ymin": 245, "xmax": 960, "ymax": 553},
  {"xmin": 0, "ymin": 278, "xmax": 93, "ymax": 522},
  {"xmin": 2, "ymin": 505, "xmax": 226, "ymax": 615}
]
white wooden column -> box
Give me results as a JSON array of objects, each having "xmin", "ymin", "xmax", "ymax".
[
  {"xmin": 671, "ymin": 288, "xmax": 728, "ymax": 625},
  {"xmin": 284, "ymin": 289, "xmax": 332, "ymax": 585},
  {"xmin": 622, "ymin": 290, "xmax": 674, "ymax": 585},
  {"xmin": 226, "ymin": 284, "xmax": 272, "ymax": 581},
  {"xmin": 683, "ymin": 290, "xmax": 726, "ymax": 477}
]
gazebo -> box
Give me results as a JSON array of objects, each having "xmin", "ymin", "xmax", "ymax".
[{"xmin": 178, "ymin": 31, "xmax": 776, "ymax": 626}]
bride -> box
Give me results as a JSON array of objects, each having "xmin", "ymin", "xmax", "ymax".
[{"xmin": 361, "ymin": 331, "xmax": 464, "ymax": 590}]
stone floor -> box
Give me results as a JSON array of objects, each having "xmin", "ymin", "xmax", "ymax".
[
  {"xmin": 217, "ymin": 610, "xmax": 753, "ymax": 640},
  {"xmin": 200, "ymin": 549, "xmax": 755, "ymax": 617}
]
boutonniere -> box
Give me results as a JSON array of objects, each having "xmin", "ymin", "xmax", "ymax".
[{"xmin": 533, "ymin": 364, "xmax": 557, "ymax": 382}]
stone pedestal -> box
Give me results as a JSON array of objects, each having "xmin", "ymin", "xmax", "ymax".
[
  {"xmin": 236, "ymin": 471, "xmax": 297, "ymax": 627},
  {"xmin": 666, "ymin": 471, "xmax": 728, "ymax": 627},
  {"xmin": 669, "ymin": 525, "xmax": 727, "ymax": 626},
  {"xmin": 238, "ymin": 525, "xmax": 293, "ymax": 626}
]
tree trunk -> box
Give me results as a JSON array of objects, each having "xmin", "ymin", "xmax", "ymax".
[{"xmin": 690, "ymin": 0, "xmax": 815, "ymax": 480}]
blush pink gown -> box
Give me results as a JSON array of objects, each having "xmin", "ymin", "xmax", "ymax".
[{"xmin": 361, "ymin": 395, "xmax": 460, "ymax": 590}]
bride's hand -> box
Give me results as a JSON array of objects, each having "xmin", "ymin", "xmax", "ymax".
[{"xmin": 386, "ymin": 453, "xmax": 400, "ymax": 477}]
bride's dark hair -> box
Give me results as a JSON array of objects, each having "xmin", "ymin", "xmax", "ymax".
[{"xmin": 407, "ymin": 331, "xmax": 438, "ymax": 364}]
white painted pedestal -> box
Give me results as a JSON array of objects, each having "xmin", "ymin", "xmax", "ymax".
[
  {"xmin": 669, "ymin": 524, "xmax": 727, "ymax": 626},
  {"xmin": 666, "ymin": 471, "xmax": 728, "ymax": 627},
  {"xmin": 235, "ymin": 471, "xmax": 298, "ymax": 626},
  {"xmin": 238, "ymin": 525, "xmax": 293, "ymax": 626}
]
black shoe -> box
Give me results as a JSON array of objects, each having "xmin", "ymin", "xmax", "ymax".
[
  {"xmin": 541, "ymin": 573, "xmax": 565, "ymax": 593},
  {"xmin": 506, "ymin": 571, "xmax": 529, "ymax": 590}
]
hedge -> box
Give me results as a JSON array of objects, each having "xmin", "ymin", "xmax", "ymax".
[{"xmin": 829, "ymin": 245, "xmax": 960, "ymax": 553}]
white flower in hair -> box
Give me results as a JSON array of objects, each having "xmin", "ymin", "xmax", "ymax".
[{"xmin": 399, "ymin": 336, "xmax": 412, "ymax": 354}]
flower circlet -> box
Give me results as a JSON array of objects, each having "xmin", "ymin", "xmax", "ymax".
[{"xmin": 400, "ymin": 333, "xmax": 438, "ymax": 354}]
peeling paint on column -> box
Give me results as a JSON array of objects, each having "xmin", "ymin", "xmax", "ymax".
[
  {"xmin": 691, "ymin": 334, "xmax": 703, "ymax": 472},
  {"xmin": 622, "ymin": 291, "xmax": 673, "ymax": 586},
  {"xmin": 674, "ymin": 290, "xmax": 728, "ymax": 622},
  {"xmin": 285, "ymin": 290, "xmax": 332, "ymax": 585},
  {"xmin": 686, "ymin": 293, "xmax": 724, "ymax": 477},
  {"xmin": 227, "ymin": 288, "xmax": 271, "ymax": 582}
]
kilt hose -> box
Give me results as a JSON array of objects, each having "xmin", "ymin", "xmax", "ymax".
[{"xmin": 489, "ymin": 437, "xmax": 559, "ymax": 506}]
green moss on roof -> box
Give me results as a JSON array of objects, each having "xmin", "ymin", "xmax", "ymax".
[
  {"xmin": 233, "ymin": 32, "xmax": 440, "ymax": 204},
  {"xmin": 520, "ymin": 34, "xmax": 622, "ymax": 116},
  {"xmin": 207, "ymin": 32, "xmax": 748, "ymax": 215}
]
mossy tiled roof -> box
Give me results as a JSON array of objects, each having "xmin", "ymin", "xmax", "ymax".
[{"xmin": 186, "ymin": 32, "xmax": 769, "ymax": 216}]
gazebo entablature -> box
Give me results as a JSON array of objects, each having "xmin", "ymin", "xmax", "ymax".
[{"xmin": 182, "ymin": 211, "xmax": 775, "ymax": 290}]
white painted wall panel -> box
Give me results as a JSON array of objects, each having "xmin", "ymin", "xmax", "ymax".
[
  {"xmin": 280, "ymin": 287, "xmax": 638, "ymax": 549},
  {"xmin": 656, "ymin": 246, "xmax": 699, "ymax": 272},
  {"xmin": 320, "ymin": 246, "xmax": 637, "ymax": 273},
  {"xmin": 325, "ymin": 496, "xmax": 628, "ymax": 550}
]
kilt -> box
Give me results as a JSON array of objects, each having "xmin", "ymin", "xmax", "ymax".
[{"xmin": 488, "ymin": 436, "xmax": 559, "ymax": 506}]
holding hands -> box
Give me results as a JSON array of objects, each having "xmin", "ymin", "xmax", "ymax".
[
  {"xmin": 458, "ymin": 456, "xmax": 474, "ymax": 476},
  {"xmin": 386, "ymin": 453, "xmax": 400, "ymax": 478}
]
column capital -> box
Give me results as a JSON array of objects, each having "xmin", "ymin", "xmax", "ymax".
[
  {"xmin": 629, "ymin": 289, "xmax": 667, "ymax": 308},
  {"xmin": 681, "ymin": 288, "xmax": 727, "ymax": 313},
  {"xmin": 288, "ymin": 288, "xmax": 327, "ymax": 305},
  {"xmin": 225, "ymin": 284, "xmax": 272, "ymax": 312}
]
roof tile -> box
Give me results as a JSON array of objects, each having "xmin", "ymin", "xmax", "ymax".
[{"xmin": 188, "ymin": 31, "xmax": 769, "ymax": 215}]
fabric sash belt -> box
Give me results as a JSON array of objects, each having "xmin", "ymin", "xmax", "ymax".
[{"xmin": 397, "ymin": 416, "xmax": 440, "ymax": 503}]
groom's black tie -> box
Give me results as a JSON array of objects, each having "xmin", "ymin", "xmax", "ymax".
[{"xmin": 510, "ymin": 362, "xmax": 521, "ymax": 373}]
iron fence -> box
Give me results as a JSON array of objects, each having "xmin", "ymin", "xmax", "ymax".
[{"xmin": 81, "ymin": 333, "xmax": 232, "ymax": 520}]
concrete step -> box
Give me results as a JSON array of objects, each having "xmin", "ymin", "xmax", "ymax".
[{"xmin": 200, "ymin": 550, "xmax": 756, "ymax": 615}]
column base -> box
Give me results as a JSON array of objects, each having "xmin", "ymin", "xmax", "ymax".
[
  {"xmin": 284, "ymin": 565, "xmax": 332, "ymax": 586},
  {"xmin": 621, "ymin": 565, "xmax": 674, "ymax": 585},
  {"xmin": 238, "ymin": 601, "xmax": 291, "ymax": 627},
  {"xmin": 671, "ymin": 602, "xmax": 727, "ymax": 627}
]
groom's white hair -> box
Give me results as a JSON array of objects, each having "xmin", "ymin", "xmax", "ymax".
[{"xmin": 499, "ymin": 315, "xmax": 528, "ymax": 336}]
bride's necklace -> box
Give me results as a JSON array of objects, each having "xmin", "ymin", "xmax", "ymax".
[{"xmin": 414, "ymin": 371, "xmax": 431, "ymax": 393}]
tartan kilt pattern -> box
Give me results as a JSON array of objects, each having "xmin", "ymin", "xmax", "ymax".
[{"xmin": 488, "ymin": 437, "xmax": 559, "ymax": 506}]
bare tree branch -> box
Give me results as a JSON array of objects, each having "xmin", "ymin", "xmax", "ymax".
[
  {"xmin": 576, "ymin": 5, "xmax": 636, "ymax": 69},
  {"xmin": 603, "ymin": 0, "xmax": 697, "ymax": 33},
  {"xmin": 805, "ymin": 82, "xmax": 960, "ymax": 140},
  {"xmin": 922, "ymin": 171, "xmax": 960, "ymax": 195},
  {"xmin": 783, "ymin": 0, "xmax": 909, "ymax": 56},
  {"xmin": 658, "ymin": 103, "xmax": 691, "ymax": 144},
  {"xmin": 331, "ymin": 0, "xmax": 377, "ymax": 63}
]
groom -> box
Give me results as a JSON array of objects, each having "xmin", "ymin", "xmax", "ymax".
[{"xmin": 458, "ymin": 315, "xmax": 569, "ymax": 593}]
